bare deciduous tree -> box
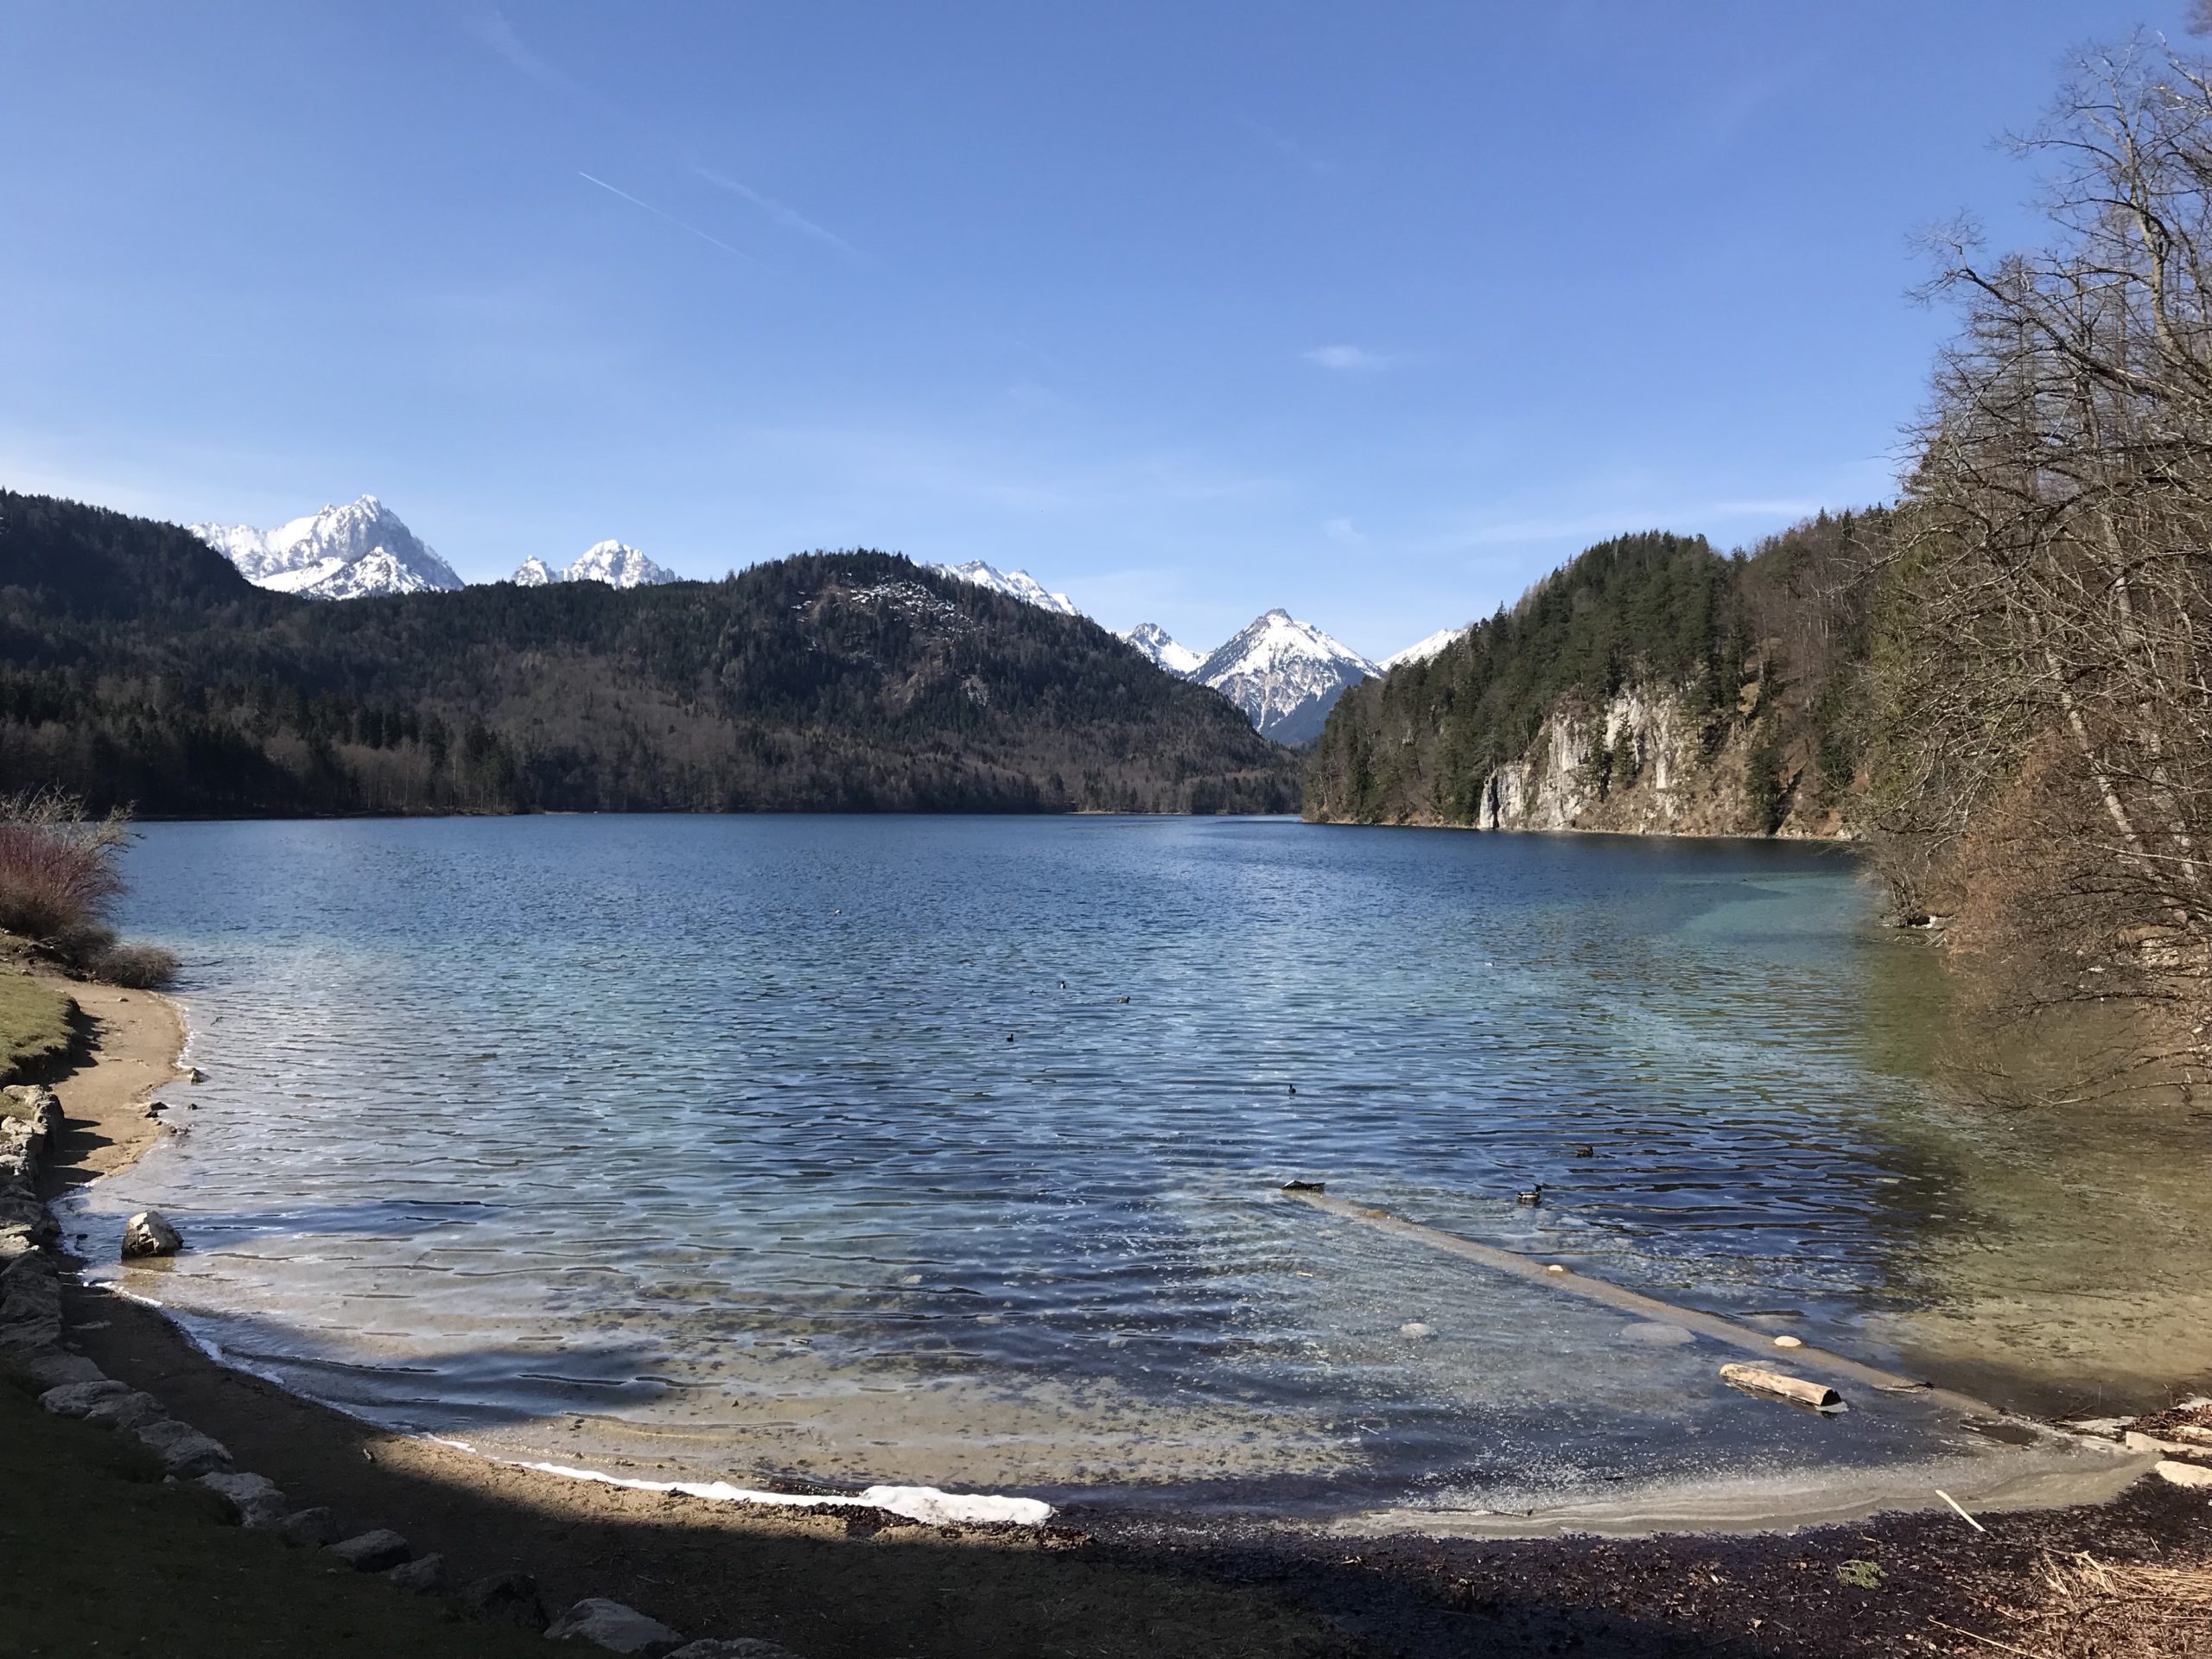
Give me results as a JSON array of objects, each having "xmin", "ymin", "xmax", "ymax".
[{"xmin": 1877, "ymin": 34, "xmax": 2212, "ymax": 1095}]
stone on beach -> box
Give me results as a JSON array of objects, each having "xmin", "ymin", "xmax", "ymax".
[
  {"xmin": 199, "ymin": 1471, "xmax": 288, "ymax": 1529},
  {"xmin": 545, "ymin": 1597, "xmax": 686, "ymax": 1655},
  {"xmin": 2154, "ymin": 1459, "xmax": 2212, "ymax": 1491},
  {"xmin": 122, "ymin": 1210, "xmax": 182, "ymax": 1258},
  {"xmin": 134, "ymin": 1418, "xmax": 232, "ymax": 1476},
  {"xmin": 461, "ymin": 1570, "xmax": 550, "ymax": 1630},
  {"xmin": 327, "ymin": 1529, "xmax": 413, "ymax": 1572},
  {"xmin": 277, "ymin": 1507, "xmax": 341, "ymax": 1548},
  {"xmin": 37, "ymin": 1378, "xmax": 130, "ymax": 1417},
  {"xmin": 385, "ymin": 1554, "xmax": 446, "ymax": 1593},
  {"xmin": 14, "ymin": 1348, "xmax": 105, "ymax": 1389},
  {"xmin": 1398, "ymin": 1321, "xmax": 1433, "ymax": 1338},
  {"xmin": 83, "ymin": 1389, "xmax": 168, "ymax": 1430}
]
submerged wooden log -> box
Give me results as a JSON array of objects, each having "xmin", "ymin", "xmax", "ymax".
[{"xmin": 1720, "ymin": 1363, "xmax": 1842, "ymax": 1410}]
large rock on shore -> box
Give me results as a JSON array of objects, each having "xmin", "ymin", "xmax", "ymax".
[
  {"xmin": 385, "ymin": 1554, "xmax": 445, "ymax": 1594},
  {"xmin": 122, "ymin": 1211, "xmax": 182, "ymax": 1258},
  {"xmin": 546, "ymin": 1598, "xmax": 684, "ymax": 1655},
  {"xmin": 83, "ymin": 1389, "xmax": 167, "ymax": 1430},
  {"xmin": 38, "ymin": 1379, "xmax": 130, "ymax": 1417},
  {"xmin": 134, "ymin": 1419, "xmax": 232, "ymax": 1477},
  {"xmin": 199, "ymin": 1471, "xmax": 288, "ymax": 1529},
  {"xmin": 327, "ymin": 1529, "xmax": 413, "ymax": 1572},
  {"xmin": 277, "ymin": 1507, "xmax": 341, "ymax": 1548},
  {"xmin": 460, "ymin": 1571, "xmax": 549, "ymax": 1630}
]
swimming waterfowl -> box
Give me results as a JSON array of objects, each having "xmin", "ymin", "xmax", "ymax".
[
  {"xmin": 1573, "ymin": 1144, "xmax": 1594, "ymax": 1158},
  {"xmin": 1516, "ymin": 1184, "xmax": 1545, "ymax": 1205}
]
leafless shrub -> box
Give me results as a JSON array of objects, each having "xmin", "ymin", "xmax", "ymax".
[
  {"xmin": 86, "ymin": 942, "xmax": 179, "ymax": 990},
  {"xmin": 0, "ymin": 791, "xmax": 130, "ymax": 947},
  {"xmin": 0, "ymin": 791, "xmax": 175, "ymax": 985}
]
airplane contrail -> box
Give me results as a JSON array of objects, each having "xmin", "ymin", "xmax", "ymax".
[{"xmin": 576, "ymin": 171, "xmax": 766, "ymax": 268}]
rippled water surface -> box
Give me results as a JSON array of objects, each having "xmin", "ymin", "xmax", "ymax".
[{"xmin": 68, "ymin": 816, "xmax": 2197, "ymax": 1515}]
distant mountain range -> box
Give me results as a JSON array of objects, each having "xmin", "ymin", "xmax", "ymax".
[
  {"xmin": 192, "ymin": 510, "xmax": 1462, "ymax": 746},
  {"xmin": 3, "ymin": 491, "xmax": 1299, "ymax": 818},
  {"xmin": 192, "ymin": 497, "xmax": 674, "ymax": 601},
  {"xmin": 931, "ymin": 560, "xmax": 1452, "ymax": 744},
  {"xmin": 512, "ymin": 541, "xmax": 677, "ymax": 589}
]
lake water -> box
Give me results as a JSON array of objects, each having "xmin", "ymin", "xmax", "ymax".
[{"xmin": 67, "ymin": 816, "xmax": 2207, "ymax": 1520}]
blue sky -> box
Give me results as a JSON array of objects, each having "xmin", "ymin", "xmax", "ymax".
[{"xmin": 0, "ymin": 3, "xmax": 2178, "ymax": 658}]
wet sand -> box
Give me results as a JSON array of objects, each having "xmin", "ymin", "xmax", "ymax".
[
  {"xmin": 29, "ymin": 982, "xmax": 2212, "ymax": 1656},
  {"xmin": 36, "ymin": 976, "xmax": 188, "ymax": 1183}
]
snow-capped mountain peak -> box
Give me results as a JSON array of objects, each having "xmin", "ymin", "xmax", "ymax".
[
  {"xmin": 506, "ymin": 543, "xmax": 677, "ymax": 588},
  {"xmin": 563, "ymin": 540, "xmax": 676, "ymax": 588},
  {"xmin": 1382, "ymin": 624, "xmax": 1471, "ymax": 671},
  {"xmin": 929, "ymin": 560, "xmax": 1078, "ymax": 617},
  {"xmin": 1120, "ymin": 622, "xmax": 1203, "ymax": 677},
  {"xmin": 190, "ymin": 496, "xmax": 462, "ymax": 600},
  {"xmin": 1190, "ymin": 609, "xmax": 1380, "ymax": 745}
]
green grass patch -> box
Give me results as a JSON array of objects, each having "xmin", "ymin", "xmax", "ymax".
[
  {"xmin": 0, "ymin": 1382, "xmax": 546, "ymax": 1656},
  {"xmin": 0, "ymin": 969, "xmax": 73, "ymax": 1084}
]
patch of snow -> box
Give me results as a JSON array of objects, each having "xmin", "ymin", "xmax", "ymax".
[
  {"xmin": 562, "ymin": 539, "xmax": 677, "ymax": 588},
  {"xmin": 1190, "ymin": 609, "xmax": 1379, "ymax": 743},
  {"xmin": 517, "ymin": 1461, "xmax": 1053, "ymax": 1528},
  {"xmin": 1121, "ymin": 622, "xmax": 1202, "ymax": 677},
  {"xmin": 1382, "ymin": 625, "xmax": 1471, "ymax": 671},
  {"xmin": 930, "ymin": 560, "xmax": 1079, "ymax": 616}
]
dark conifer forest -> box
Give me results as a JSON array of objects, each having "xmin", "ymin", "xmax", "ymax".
[
  {"xmin": 1304, "ymin": 513, "xmax": 1886, "ymax": 830},
  {"xmin": 0, "ymin": 492, "xmax": 1299, "ymax": 817}
]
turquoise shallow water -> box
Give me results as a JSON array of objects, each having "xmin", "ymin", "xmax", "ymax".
[{"xmin": 61, "ymin": 816, "xmax": 2102, "ymax": 1513}]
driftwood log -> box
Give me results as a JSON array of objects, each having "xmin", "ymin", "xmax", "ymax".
[{"xmin": 1719, "ymin": 1363, "xmax": 1842, "ymax": 1410}]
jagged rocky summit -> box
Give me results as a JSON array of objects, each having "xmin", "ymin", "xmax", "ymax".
[
  {"xmin": 1184, "ymin": 609, "xmax": 1382, "ymax": 744},
  {"xmin": 510, "ymin": 541, "xmax": 677, "ymax": 589},
  {"xmin": 927, "ymin": 559, "xmax": 1078, "ymax": 616},
  {"xmin": 192, "ymin": 499, "xmax": 679, "ymax": 598},
  {"xmin": 190, "ymin": 496, "xmax": 462, "ymax": 601},
  {"xmin": 1121, "ymin": 621, "xmax": 1204, "ymax": 676}
]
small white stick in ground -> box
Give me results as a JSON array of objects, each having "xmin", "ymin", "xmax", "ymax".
[{"xmin": 1936, "ymin": 1488, "xmax": 1987, "ymax": 1532}]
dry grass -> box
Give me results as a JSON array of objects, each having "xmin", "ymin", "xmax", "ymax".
[
  {"xmin": 0, "ymin": 970, "xmax": 73, "ymax": 1078},
  {"xmin": 1944, "ymin": 1552, "xmax": 2212, "ymax": 1658}
]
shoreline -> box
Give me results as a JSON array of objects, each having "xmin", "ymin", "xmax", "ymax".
[
  {"xmin": 68, "ymin": 984, "xmax": 2143, "ymax": 1544},
  {"xmin": 25, "ymin": 976, "xmax": 2212, "ymax": 1656}
]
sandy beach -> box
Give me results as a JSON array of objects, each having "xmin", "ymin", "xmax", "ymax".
[{"xmin": 15, "ymin": 980, "xmax": 2209, "ymax": 1657}]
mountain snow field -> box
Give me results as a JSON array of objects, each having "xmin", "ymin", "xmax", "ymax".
[
  {"xmin": 1381, "ymin": 625, "xmax": 1471, "ymax": 671},
  {"xmin": 509, "ymin": 540, "xmax": 677, "ymax": 589},
  {"xmin": 189, "ymin": 496, "xmax": 462, "ymax": 601},
  {"xmin": 193, "ymin": 498, "xmax": 677, "ymax": 598},
  {"xmin": 928, "ymin": 559, "xmax": 1080, "ymax": 616}
]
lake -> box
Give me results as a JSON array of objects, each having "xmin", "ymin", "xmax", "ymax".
[{"xmin": 66, "ymin": 816, "xmax": 2209, "ymax": 1521}]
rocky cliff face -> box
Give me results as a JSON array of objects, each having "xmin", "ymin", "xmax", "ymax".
[{"xmin": 1469, "ymin": 683, "xmax": 1846, "ymax": 839}]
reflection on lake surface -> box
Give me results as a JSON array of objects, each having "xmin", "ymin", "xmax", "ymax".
[{"xmin": 67, "ymin": 816, "xmax": 2208, "ymax": 1515}]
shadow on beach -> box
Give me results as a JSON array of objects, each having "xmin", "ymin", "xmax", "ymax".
[{"xmin": 38, "ymin": 1274, "xmax": 2211, "ymax": 1659}]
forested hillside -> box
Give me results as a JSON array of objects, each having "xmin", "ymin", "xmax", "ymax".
[
  {"xmin": 0, "ymin": 493, "xmax": 1298, "ymax": 817},
  {"xmin": 1305, "ymin": 512, "xmax": 1885, "ymax": 837}
]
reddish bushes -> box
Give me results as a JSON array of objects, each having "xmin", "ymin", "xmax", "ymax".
[{"xmin": 0, "ymin": 792, "xmax": 176, "ymax": 988}]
